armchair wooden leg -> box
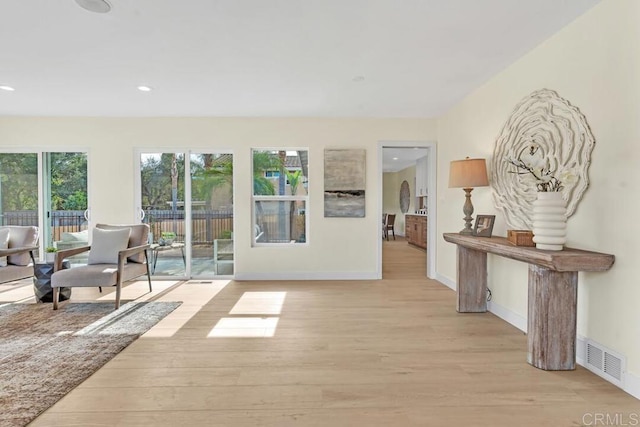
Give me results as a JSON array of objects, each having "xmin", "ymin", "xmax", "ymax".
[
  {"xmin": 53, "ymin": 287, "xmax": 59, "ymax": 310},
  {"xmin": 115, "ymin": 283, "xmax": 121, "ymax": 310},
  {"xmin": 144, "ymin": 251, "xmax": 153, "ymax": 293}
]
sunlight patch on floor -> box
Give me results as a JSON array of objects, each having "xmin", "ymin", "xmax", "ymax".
[
  {"xmin": 206, "ymin": 291, "xmax": 286, "ymax": 338},
  {"xmin": 208, "ymin": 317, "xmax": 279, "ymax": 338},
  {"xmin": 229, "ymin": 291, "xmax": 286, "ymax": 315},
  {"xmin": 0, "ymin": 283, "xmax": 36, "ymax": 304},
  {"xmin": 95, "ymin": 280, "xmax": 176, "ymax": 303},
  {"xmin": 142, "ymin": 280, "xmax": 231, "ymax": 338}
]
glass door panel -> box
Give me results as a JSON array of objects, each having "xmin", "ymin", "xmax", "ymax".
[
  {"xmin": 0, "ymin": 153, "xmax": 39, "ymax": 231},
  {"xmin": 140, "ymin": 152, "xmax": 186, "ymax": 277},
  {"xmin": 190, "ymin": 153, "xmax": 233, "ymax": 276},
  {"xmin": 44, "ymin": 152, "xmax": 88, "ymax": 258}
]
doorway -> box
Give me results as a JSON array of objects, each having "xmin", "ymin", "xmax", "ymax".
[{"xmin": 378, "ymin": 141, "xmax": 437, "ymax": 279}]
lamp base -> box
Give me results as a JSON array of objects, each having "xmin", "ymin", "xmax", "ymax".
[{"xmin": 460, "ymin": 187, "xmax": 475, "ymax": 235}]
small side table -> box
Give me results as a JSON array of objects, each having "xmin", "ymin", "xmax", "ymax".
[
  {"xmin": 33, "ymin": 261, "xmax": 71, "ymax": 303},
  {"xmin": 150, "ymin": 242, "xmax": 186, "ymax": 273}
]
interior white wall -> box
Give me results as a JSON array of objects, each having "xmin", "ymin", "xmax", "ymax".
[
  {"xmin": 0, "ymin": 117, "xmax": 436, "ymax": 279},
  {"xmin": 436, "ymin": 0, "xmax": 640, "ymax": 391}
]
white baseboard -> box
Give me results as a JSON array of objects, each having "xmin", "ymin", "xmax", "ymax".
[
  {"xmin": 234, "ymin": 271, "xmax": 378, "ymax": 281},
  {"xmin": 435, "ymin": 273, "xmax": 456, "ymax": 290},
  {"xmin": 434, "ymin": 274, "xmax": 638, "ymax": 399},
  {"xmin": 576, "ymin": 335, "xmax": 640, "ymax": 400},
  {"xmin": 624, "ymin": 369, "xmax": 640, "ymax": 400},
  {"xmin": 487, "ymin": 300, "xmax": 527, "ymax": 333},
  {"xmin": 435, "ymin": 273, "xmax": 526, "ymax": 333}
]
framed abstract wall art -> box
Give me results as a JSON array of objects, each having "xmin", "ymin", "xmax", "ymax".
[{"xmin": 324, "ymin": 149, "xmax": 366, "ymax": 218}]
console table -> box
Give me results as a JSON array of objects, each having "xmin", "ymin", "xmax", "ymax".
[{"xmin": 443, "ymin": 233, "xmax": 614, "ymax": 371}]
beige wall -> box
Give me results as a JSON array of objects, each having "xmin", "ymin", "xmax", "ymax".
[
  {"xmin": 383, "ymin": 164, "xmax": 416, "ymax": 236},
  {"xmin": 436, "ymin": 0, "xmax": 640, "ymax": 384},
  {"xmin": 0, "ymin": 117, "xmax": 436, "ymax": 279}
]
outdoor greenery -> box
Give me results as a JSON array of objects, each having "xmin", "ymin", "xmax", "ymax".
[
  {"xmin": 0, "ymin": 152, "xmax": 87, "ymax": 212},
  {"xmin": 140, "ymin": 153, "xmax": 186, "ymax": 210},
  {"xmin": 50, "ymin": 153, "xmax": 88, "ymax": 210},
  {"xmin": 252, "ymin": 151, "xmax": 282, "ymax": 196},
  {"xmin": 1, "ymin": 150, "xmax": 307, "ymax": 244},
  {"xmin": 251, "ymin": 150, "xmax": 308, "ymax": 243}
]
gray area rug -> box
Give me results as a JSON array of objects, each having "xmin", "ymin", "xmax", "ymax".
[{"xmin": 0, "ymin": 301, "xmax": 181, "ymax": 427}]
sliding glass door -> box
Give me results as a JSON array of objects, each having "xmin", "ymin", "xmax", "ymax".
[
  {"xmin": 137, "ymin": 150, "xmax": 233, "ymax": 279},
  {"xmin": 139, "ymin": 152, "xmax": 187, "ymax": 278},
  {"xmin": 0, "ymin": 151, "xmax": 89, "ymax": 260},
  {"xmin": 43, "ymin": 152, "xmax": 89, "ymax": 252},
  {"xmin": 190, "ymin": 152, "xmax": 233, "ymax": 276},
  {"xmin": 0, "ymin": 153, "xmax": 39, "ymax": 229}
]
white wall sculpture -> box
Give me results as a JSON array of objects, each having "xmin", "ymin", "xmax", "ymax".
[{"xmin": 490, "ymin": 89, "xmax": 596, "ymax": 229}]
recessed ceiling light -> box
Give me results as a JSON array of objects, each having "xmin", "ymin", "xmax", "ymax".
[
  {"xmin": 137, "ymin": 85, "xmax": 152, "ymax": 92},
  {"xmin": 75, "ymin": 0, "xmax": 112, "ymax": 13},
  {"xmin": 0, "ymin": 85, "xmax": 15, "ymax": 91},
  {"xmin": 393, "ymin": 157, "xmax": 399, "ymax": 160}
]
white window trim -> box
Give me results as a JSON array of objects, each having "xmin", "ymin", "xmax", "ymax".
[{"xmin": 251, "ymin": 148, "xmax": 309, "ymax": 247}]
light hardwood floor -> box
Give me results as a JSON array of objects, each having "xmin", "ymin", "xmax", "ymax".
[{"xmin": 31, "ymin": 238, "xmax": 639, "ymax": 426}]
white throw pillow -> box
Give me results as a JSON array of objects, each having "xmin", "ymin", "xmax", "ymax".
[
  {"xmin": 88, "ymin": 228, "xmax": 131, "ymax": 265},
  {"xmin": 61, "ymin": 229, "xmax": 89, "ymax": 242},
  {"xmin": 0, "ymin": 228, "xmax": 9, "ymax": 267}
]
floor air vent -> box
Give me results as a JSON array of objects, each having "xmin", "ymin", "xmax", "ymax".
[{"xmin": 585, "ymin": 339, "xmax": 624, "ymax": 387}]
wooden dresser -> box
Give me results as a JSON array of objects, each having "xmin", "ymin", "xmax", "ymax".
[{"xmin": 405, "ymin": 214, "xmax": 427, "ymax": 249}]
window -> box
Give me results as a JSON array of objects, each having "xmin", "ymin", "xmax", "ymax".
[{"xmin": 252, "ymin": 149, "xmax": 308, "ymax": 245}]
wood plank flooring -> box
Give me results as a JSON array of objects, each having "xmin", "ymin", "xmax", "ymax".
[{"xmin": 31, "ymin": 238, "xmax": 639, "ymax": 426}]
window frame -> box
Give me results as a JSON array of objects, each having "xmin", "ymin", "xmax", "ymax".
[{"xmin": 251, "ymin": 148, "xmax": 309, "ymax": 247}]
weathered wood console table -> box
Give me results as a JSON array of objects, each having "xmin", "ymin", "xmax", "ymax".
[{"xmin": 443, "ymin": 233, "xmax": 614, "ymax": 371}]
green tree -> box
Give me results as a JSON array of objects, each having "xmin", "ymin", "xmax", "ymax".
[
  {"xmin": 0, "ymin": 153, "xmax": 38, "ymax": 212},
  {"xmin": 252, "ymin": 151, "xmax": 281, "ymax": 195},
  {"xmin": 50, "ymin": 152, "xmax": 87, "ymax": 210},
  {"xmin": 195, "ymin": 154, "xmax": 233, "ymax": 209},
  {"xmin": 140, "ymin": 153, "xmax": 185, "ymax": 209},
  {"xmin": 251, "ymin": 151, "xmax": 282, "ymax": 240},
  {"xmin": 285, "ymin": 170, "xmax": 302, "ymax": 196}
]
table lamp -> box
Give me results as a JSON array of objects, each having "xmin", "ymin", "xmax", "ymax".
[{"xmin": 449, "ymin": 157, "xmax": 489, "ymax": 235}]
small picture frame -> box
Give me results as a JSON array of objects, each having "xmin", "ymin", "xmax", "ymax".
[{"xmin": 474, "ymin": 215, "xmax": 495, "ymax": 237}]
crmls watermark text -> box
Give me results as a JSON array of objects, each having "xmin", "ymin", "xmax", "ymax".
[{"xmin": 582, "ymin": 413, "xmax": 640, "ymax": 426}]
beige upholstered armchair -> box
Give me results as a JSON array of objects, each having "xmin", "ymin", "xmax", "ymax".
[
  {"xmin": 0, "ymin": 226, "xmax": 39, "ymax": 284},
  {"xmin": 51, "ymin": 224, "xmax": 152, "ymax": 310}
]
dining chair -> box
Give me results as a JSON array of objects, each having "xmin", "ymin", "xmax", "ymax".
[{"xmin": 384, "ymin": 214, "xmax": 396, "ymax": 241}]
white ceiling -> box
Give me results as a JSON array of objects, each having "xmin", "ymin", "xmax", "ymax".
[
  {"xmin": 0, "ymin": 0, "xmax": 599, "ymax": 117},
  {"xmin": 383, "ymin": 147, "xmax": 428, "ymax": 173}
]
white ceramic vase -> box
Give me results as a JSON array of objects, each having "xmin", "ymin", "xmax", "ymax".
[{"xmin": 532, "ymin": 192, "xmax": 566, "ymax": 251}]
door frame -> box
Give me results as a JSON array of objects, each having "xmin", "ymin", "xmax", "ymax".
[
  {"xmin": 377, "ymin": 140, "xmax": 437, "ymax": 279},
  {"xmin": 40, "ymin": 150, "xmax": 91, "ymax": 251},
  {"xmin": 0, "ymin": 147, "xmax": 90, "ymax": 261},
  {"xmin": 134, "ymin": 148, "xmax": 236, "ymax": 280}
]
